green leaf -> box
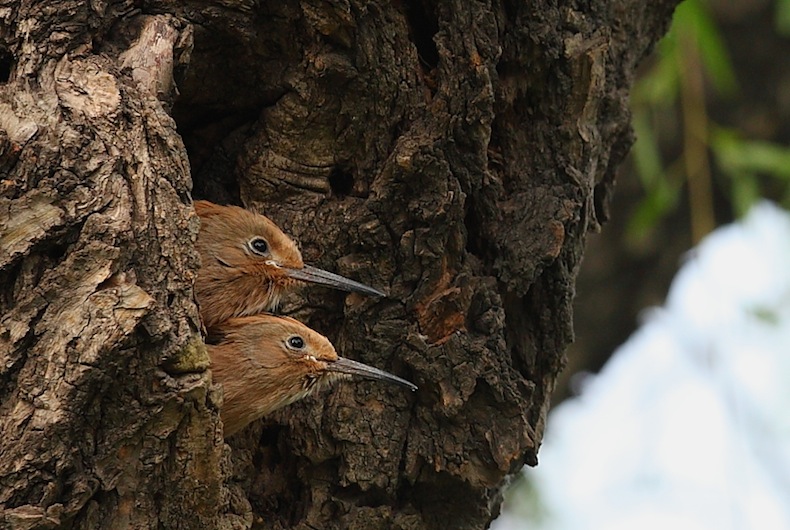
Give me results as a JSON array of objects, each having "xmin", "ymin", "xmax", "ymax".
[
  {"xmin": 729, "ymin": 171, "xmax": 761, "ymax": 217},
  {"xmin": 712, "ymin": 128, "xmax": 790, "ymax": 180},
  {"xmin": 631, "ymin": 111, "xmax": 664, "ymax": 186},
  {"xmin": 674, "ymin": 0, "xmax": 739, "ymax": 97},
  {"xmin": 632, "ymin": 52, "xmax": 680, "ymax": 107},
  {"xmin": 627, "ymin": 175, "xmax": 681, "ymax": 242},
  {"xmin": 776, "ymin": 0, "xmax": 790, "ymax": 36}
]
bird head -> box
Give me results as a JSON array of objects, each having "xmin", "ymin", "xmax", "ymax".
[
  {"xmin": 194, "ymin": 201, "xmax": 385, "ymax": 327},
  {"xmin": 208, "ymin": 314, "xmax": 416, "ymax": 437}
]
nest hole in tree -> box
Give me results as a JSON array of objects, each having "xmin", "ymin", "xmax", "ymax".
[
  {"xmin": 402, "ymin": 0, "xmax": 440, "ymax": 70},
  {"xmin": 328, "ymin": 166, "xmax": 355, "ymax": 196},
  {"xmin": 0, "ymin": 48, "xmax": 14, "ymax": 83}
]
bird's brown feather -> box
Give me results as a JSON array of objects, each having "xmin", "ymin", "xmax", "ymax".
[
  {"xmin": 195, "ymin": 201, "xmax": 304, "ymax": 327},
  {"xmin": 208, "ymin": 315, "xmax": 340, "ymax": 437}
]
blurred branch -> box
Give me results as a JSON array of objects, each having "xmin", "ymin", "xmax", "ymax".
[{"xmin": 679, "ymin": 28, "xmax": 715, "ymax": 243}]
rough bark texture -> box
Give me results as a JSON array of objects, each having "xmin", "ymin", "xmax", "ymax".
[
  {"xmin": 0, "ymin": 1, "xmax": 678, "ymax": 529},
  {"xmin": 0, "ymin": 8, "xmax": 227, "ymax": 529}
]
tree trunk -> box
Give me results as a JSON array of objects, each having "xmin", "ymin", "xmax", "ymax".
[{"xmin": 0, "ymin": 1, "xmax": 678, "ymax": 529}]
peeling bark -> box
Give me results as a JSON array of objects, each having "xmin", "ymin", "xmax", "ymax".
[
  {"xmin": 0, "ymin": 9, "xmax": 224, "ymax": 530},
  {"xmin": 1, "ymin": 1, "xmax": 679, "ymax": 529}
]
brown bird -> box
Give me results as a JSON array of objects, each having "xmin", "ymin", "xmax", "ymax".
[
  {"xmin": 194, "ymin": 200, "xmax": 385, "ymax": 328},
  {"xmin": 208, "ymin": 314, "xmax": 416, "ymax": 437}
]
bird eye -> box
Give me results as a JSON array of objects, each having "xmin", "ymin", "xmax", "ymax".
[
  {"xmin": 286, "ymin": 335, "xmax": 305, "ymax": 350},
  {"xmin": 248, "ymin": 237, "xmax": 269, "ymax": 256}
]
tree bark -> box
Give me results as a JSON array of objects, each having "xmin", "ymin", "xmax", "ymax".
[{"xmin": 1, "ymin": 1, "xmax": 678, "ymax": 529}]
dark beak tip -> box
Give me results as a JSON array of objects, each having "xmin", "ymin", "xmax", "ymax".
[
  {"xmin": 341, "ymin": 282, "xmax": 388, "ymax": 298},
  {"xmin": 356, "ymin": 287, "xmax": 388, "ymax": 299},
  {"xmin": 288, "ymin": 264, "xmax": 386, "ymax": 299}
]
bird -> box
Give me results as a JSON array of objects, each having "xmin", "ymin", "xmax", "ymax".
[
  {"xmin": 207, "ymin": 314, "xmax": 416, "ymax": 437},
  {"xmin": 194, "ymin": 200, "xmax": 385, "ymax": 328}
]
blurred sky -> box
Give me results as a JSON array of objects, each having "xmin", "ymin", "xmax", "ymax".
[{"xmin": 494, "ymin": 202, "xmax": 790, "ymax": 530}]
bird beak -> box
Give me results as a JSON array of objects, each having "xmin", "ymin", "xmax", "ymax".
[
  {"xmin": 285, "ymin": 265, "xmax": 386, "ymax": 298},
  {"xmin": 325, "ymin": 357, "xmax": 417, "ymax": 391}
]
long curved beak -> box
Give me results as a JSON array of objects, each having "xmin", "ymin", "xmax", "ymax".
[
  {"xmin": 286, "ymin": 264, "xmax": 386, "ymax": 298},
  {"xmin": 326, "ymin": 357, "xmax": 417, "ymax": 391}
]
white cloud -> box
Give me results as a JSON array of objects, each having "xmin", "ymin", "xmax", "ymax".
[{"xmin": 494, "ymin": 203, "xmax": 790, "ymax": 530}]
